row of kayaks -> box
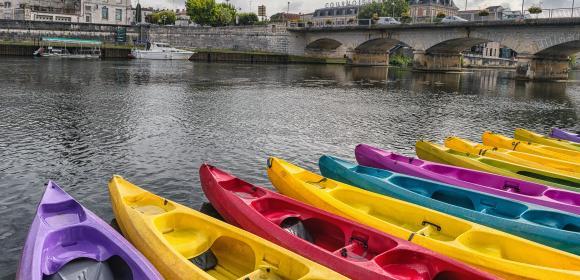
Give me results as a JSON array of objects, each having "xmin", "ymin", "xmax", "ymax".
[{"xmin": 18, "ymin": 128, "xmax": 580, "ymax": 279}]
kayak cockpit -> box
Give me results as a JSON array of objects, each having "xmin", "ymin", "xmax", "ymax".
[{"xmin": 44, "ymin": 257, "xmax": 133, "ymax": 280}]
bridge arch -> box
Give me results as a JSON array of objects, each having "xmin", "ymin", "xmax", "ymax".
[
  {"xmin": 305, "ymin": 38, "xmax": 343, "ymax": 51},
  {"xmin": 351, "ymin": 38, "xmax": 412, "ymax": 65},
  {"xmin": 534, "ymin": 40, "xmax": 580, "ymax": 57}
]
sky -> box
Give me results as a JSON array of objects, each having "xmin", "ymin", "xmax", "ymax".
[{"xmin": 136, "ymin": 0, "xmax": 577, "ymax": 14}]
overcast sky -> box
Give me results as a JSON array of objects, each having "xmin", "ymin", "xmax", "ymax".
[{"xmin": 137, "ymin": 0, "xmax": 576, "ymax": 14}]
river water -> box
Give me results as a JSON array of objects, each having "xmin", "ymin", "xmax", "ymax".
[{"xmin": 0, "ymin": 57, "xmax": 579, "ymax": 277}]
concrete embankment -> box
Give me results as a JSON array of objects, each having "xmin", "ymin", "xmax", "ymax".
[{"xmin": 189, "ymin": 50, "xmax": 346, "ymax": 64}]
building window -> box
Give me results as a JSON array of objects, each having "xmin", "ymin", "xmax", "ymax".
[
  {"xmin": 102, "ymin": 6, "xmax": 108, "ymax": 20},
  {"xmin": 115, "ymin": 8, "xmax": 122, "ymax": 21},
  {"xmin": 85, "ymin": 5, "xmax": 91, "ymax": 12},
  {"xmin": 4, "ymin": 2, "xmax": 11, "ymax": 8}
]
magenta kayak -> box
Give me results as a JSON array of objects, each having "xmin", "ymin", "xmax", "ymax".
[
  {"xmin": 18, "ymin": 181, "xmax": 162, "ymax": 280},
  {"xmin": 355, "ymin": 144, "xmax": 580, "ymax": 215},
  {"xmin": 551, "ymin": 128, "xmax": 580, "ymax": 143}
]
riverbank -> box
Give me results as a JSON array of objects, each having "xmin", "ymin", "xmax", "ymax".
[
  {"xmin": 189, "ymin": 49, "xmax": 346, "ymax": 64},
  {"xmin": 0, "ymin": 41, "xmax": 132, "ymax": 58}
]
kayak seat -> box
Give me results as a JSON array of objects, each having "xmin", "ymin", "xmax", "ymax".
[
  {"xmin": 126, "ymin": 195, "xmax": 176, "ymax": 216},
  {"xmin": 218, "ymin": 177, "xmax": 267, "ymax": 200},
  {"xmin": 40, "ymin": 199, "xmax": 87, "ymax": 228},
  {"xmin": 252, "ymin": 197, "xmax": 346, "ymax": 252},
  {"xmin": 544, "ymin": 189, "xmax": 580, "ymax": 206},
  {"xmin": 44, "ymin": 256, "xmax": 134, "ymax": 280},
  {"xmin": 190, "ymin": 249, "xmax": 218, "ymax": 271},
  {"xmin": 374, "ymin": 249, "xmax": 466, "ymax": 280},
  {"xmin": 42, "ymin": 226, "xmax": 124, "ymax": 275},
  {"xmin": 205, "ymin": 236, "xmax": 256, "ymax": 278},
  {"xmin": 280, "ymin": 217, "xmax": 314, "ymax": 243},
  {"xmin": 154, "ymin": 213, "xmax": 211, "ymax": 259},
  {"xmin": 521, "ymin": 210, "xmax": 580, "ymax": 232}
]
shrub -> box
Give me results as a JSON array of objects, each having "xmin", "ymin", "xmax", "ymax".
[
  {"xmin": 436, "ymin": 12, "xmax": 446, "ymax": 18},
  {"xmin": 478, "ymin": 10, "xmax": 490, "ymax": 16},
  {"xmin": 528, "ymin": 6, "xmax": 542, "ymax": 14}
]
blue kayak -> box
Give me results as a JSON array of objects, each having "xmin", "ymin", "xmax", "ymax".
[{"xmin": 319, "ymin": 155, "xmax": 580, "ymax": 255}]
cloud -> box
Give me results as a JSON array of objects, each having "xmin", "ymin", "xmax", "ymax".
[{"xmin": 134, "ymin": 0, "xmax": 575, "ymax": 13}]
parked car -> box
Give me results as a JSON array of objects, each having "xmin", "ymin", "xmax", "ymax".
[
  {"xmin": 375, "ymin": 17, "xmax": 401, "ymax": 25},
  {"xmin": 441, "ymin": 16, "xmax": 468, "ymax": 23}
]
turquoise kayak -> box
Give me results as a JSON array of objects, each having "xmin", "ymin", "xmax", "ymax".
[{"xmin": 319, "ymin": 155, "xmax": 580, "ymax": 255}]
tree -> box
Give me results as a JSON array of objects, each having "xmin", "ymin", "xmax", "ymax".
[
  {"xmin": 238, "ymin": 12, "xmax": 259, "ymax": 25},
  {"xmin": 186, "ymin": 0, "xmax": 215, "ymax": 26},
  {"xmin": 151, "ymin": 10, "xmax": 176, "ymax": 25},
  {"xmin": 358, "ymin": 0, "xmax": 409, "ymax": 19},
  {"xmin": 528, "ymin": 6, "xmax": 542, "ymax": 14},
  {"xmin": 211, "ymin": 3, "xmax": 236, "ymax": 26},
  {"xmin": 478, "ymin": 10, "xmax": 490, "ymax": 16},
  {"xmin": 436, "ymin": 12, "xmax": 446, "ymax": 18}
]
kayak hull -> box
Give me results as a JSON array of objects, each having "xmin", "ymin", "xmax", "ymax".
[
  {"xmin": 355, "ymin": 144, "xmax": 580, "ymax": 215},
  {"xmin": 200, "ymin": 164, "xmax": 496, "ymax": 280},
  {"xmin": 551, "ymin": 128, "xmax": 580, "ymax": 143},
  {"xmin": 415, "ymin": 140, "xmax": 580, "ymax": 192},
  {"xmin": 483, "ymin": 131, "xmax": 580, "ymax": 163},
  {"xmin": 267, "ymin": 157, "xmax": 580, "ymax": 280},
  {"xmin": 515, "ymin": 128, "xmax": 580, "ymax": 151},
  {"xmin": 320, "ymin": 155, "xmax": 580, "ymax": 255},
  {"xmin": 18, "ymin": 181, "xmax": 161, "ymax": 280},
  {"xmin": 109, "ymin": 175, "xmax": 345, "ymax": 280}
]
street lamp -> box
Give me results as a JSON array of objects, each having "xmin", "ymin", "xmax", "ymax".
[
  {"xmin": 465, "ymin": 0, "xmax": 467, "ymax": 11},
  {"xmin": 573, "ymin": 0, "xmax": 575, "ymax": 18},
  {"xmin": 521, "ymin": 0, "xmax": 525, "ymax": 19}
]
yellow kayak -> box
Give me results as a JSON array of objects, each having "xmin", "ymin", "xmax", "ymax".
[
  {"xmin": 416, "ymin": 141, "xmax": 580, "ymax": 192},
  {"xmin": 266, "ymin": 157, "xmax": 580, "ymax": 280},
  {"xmin": 109, "ymin": 175, "xmax": 347, "ymax": 280},
  {"xmin": 515, "ymin": 128, "xmax": 580, "ymax": 151},
  {"xmin": 483, "ymin": 131, "xmax": 580, "ymax": 163},
  {"xmin": 445, "ymin": 136, "xmax": 580, "ymax": 175}
]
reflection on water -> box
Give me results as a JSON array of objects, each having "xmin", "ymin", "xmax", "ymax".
[{"xmin": 0, "ymin": 58, "xmax": 579, "ymax": 277}]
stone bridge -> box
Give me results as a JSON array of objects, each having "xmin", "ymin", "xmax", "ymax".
[{"xmin": 287, "ymin": 19, "xmax": 580, "ymax": 80}]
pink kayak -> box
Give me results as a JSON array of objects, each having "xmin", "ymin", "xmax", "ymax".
[{"xmin": 355, "ymin": 144, "xmax": 580, "ymax": 215}]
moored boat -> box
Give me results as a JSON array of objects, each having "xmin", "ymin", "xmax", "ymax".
[
  {"xmin": 109, "ymin": 175, "xmax": 346, "ymax": 280},
  {"xmin": 354, "ymin": 144, "xmax": 580, "ymax": 215},
  {"xmin": 129, "ymin": 42, "xmax": 195, "ymax": 60},
  {"xmin": 416, "ymin": 140, "xmax": 580, "ymax": 192},
  {"xmin": 319, "ymin": 155, "xmax": 580, "ymax": 255},
  {"xmin": 483, "ymin": 131, "xmax": 580, "ymax": 163},
  {"xmin": 267, "ymin": 157, "xmax": 580, "ymax": 279},
  {"xmin": 18, "ymin": 181, "xmax": 161, "ymax": 280},
  {"xmin": 445, "ymin": 136, "xmax": 580, "ymax": 175},
  {"xmin": 551, "ymin": 128, "xmax": 580, "ymax": 143},
  {"xmin": 515, "ymin": 128, "xmax": 580, "ymax": 151},
  {"xmin": 200, "ymin": 164, "xmax": 497, "ymax": 280}
]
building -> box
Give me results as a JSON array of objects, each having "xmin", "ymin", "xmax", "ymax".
[
  {"xmin": 81, "ymin": 0, "xmax": 131, "ymax": 24},
  {"xmin": 310, "ymin": 6, "xmax": 358, "ymax": 26},
  {"xmin": 458, "ymin": 5, "xmax": 508, "ymax": 21},
  {"xmin": 409, "ymin": 0, "xmax": 459, "ymax": 22},
  {"xmin": 0, "ymin": 0, "xmax": 130, "ymax": 24}
]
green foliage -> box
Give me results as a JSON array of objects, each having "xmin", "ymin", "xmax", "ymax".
[
  {"xmin": 389, "ymin": 54, "xmax": 412, "ymax": 67},
  {"xmin": 151, "ymin": 10, "xmax": 176, "ymax": 25},
  {"xmin": 478, "ymin": 10, "xmax": 490, "ymax": 16},
  {"xmin": 528, "ymin": 6, "xmax": 542, "ymax": 14},
  {"xmin": 186, "ymin": 0, "xmax": 215, "ymax": 26},
  {"xmin": 238, "ymin": 12, "xmax": 259, "ymax": 25},
  {"xmin": 436, "ymin": 12, "xmax": 446, "ymax": 18},
  {"xmin": 358, "ymin": 0, "xmax": 409, "ymax": 19},
  {"xmin": 325, "ymin": 19, "xmax": 333, "ymax": 25},
  {"xmin": 400, "ymin": 11, "xmax": 411, "ymax": 23},
  {"xmin": 185, "ymin": 0, "xmax": 237, "ymax": 26},
  {"xmin": 212, "ymin": 3, "xmax": 236, "ymax": 26}
]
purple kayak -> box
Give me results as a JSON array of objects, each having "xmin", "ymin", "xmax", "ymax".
[
  {"xmin": 355, "ymin": 144, "xmax": 580, "ymax": 215},
  {"xmin": 551, "ymin": 128, "xmax": 580, "ymax": 143},
  {"xmin": 17, "ymin": 181, "xmax": 162, "ymax": 280}
]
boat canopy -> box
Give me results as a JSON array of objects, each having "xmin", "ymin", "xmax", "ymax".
[{"xmin": 41, "ymin": 37, "xmax": 102, "ymax": 45}]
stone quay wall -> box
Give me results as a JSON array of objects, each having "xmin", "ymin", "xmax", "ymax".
[{"xmin": 146, "ymin": 24, "xmax": 292, "ymax": 54}]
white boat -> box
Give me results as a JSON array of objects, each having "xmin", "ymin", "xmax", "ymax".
[
  {"xmin": 33, "ymin": 37, "xmax": 102, "ymax": 59},
  {"xmin": 129, "ymin": 42, "xmax": 194, "ymax": 60}
]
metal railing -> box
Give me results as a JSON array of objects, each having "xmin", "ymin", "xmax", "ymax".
[{"xmin": 289, "ymin": 7, "xmax": 580, "ymax": 29}]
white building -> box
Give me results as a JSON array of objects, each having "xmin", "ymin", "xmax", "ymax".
[
  {"xmin": 0, "ymin": 0, "xmax": 130, "ymax": 24},
  {"xmin": 82, "ymin": 0, "xmax": 131, "ymax": 25}
]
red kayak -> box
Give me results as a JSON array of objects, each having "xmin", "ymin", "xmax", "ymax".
[{"xmin": 200, "ymin": 164, "xmax": 497, "ymax": 280}]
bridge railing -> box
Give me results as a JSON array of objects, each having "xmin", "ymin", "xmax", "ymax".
[{"xmin": 292, "ymin": 7, "xmax": 580, "ymax": 29}]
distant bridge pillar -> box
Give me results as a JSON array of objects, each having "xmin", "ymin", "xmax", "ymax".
[
  {"xmin": 351, "ymin": 50, "xmax": 390, "ymax": 66},
  {"xmin": 413, "ymin": 50, "xmax": 462, "ymax": 72},
  {"xmin": 516, "ymin": 54, "xmax": 570, "ymax": 80}
]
